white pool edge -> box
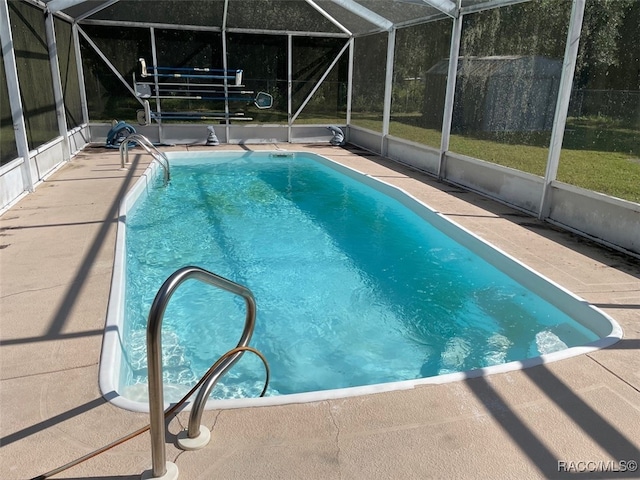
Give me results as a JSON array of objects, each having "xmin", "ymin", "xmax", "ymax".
[{"xmin": 99, "ymin": 150, "xmax": 623, "ymax": 413}]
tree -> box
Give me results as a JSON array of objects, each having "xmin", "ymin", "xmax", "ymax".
[{"xmin": 575, "ymin": 0, "xmax": 638, "ymax": 90}]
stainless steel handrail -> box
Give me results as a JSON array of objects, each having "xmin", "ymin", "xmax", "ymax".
[
  {"xmin": 146, "ymin": 266, "xmax": 256, "ymax": 478},
  {"xmin": 119, "ymin": 133, "xmax": 170, "ymax": 185},
  {"xmin": 186, "ymin": 343, "xmax": 254, "ymax": 439}
]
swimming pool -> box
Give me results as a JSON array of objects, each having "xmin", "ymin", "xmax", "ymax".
[{"xmin": 100, "ymin": 150, "xmax": 622, "ymax": 412}]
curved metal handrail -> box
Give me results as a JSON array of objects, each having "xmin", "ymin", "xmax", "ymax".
[
  {"xmin": 119, "ymin": 133, "xmax": 170, "ymax": 185},
  {"xmin": 186, "ymin": 344, "xmax": 269, "ymax": 440},
  {"xmin": 146, "ymin": 266, "xmax": 256, "ymax": 478}
]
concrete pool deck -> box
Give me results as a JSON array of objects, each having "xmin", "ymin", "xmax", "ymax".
[{"xmin": 1, "ymin": 144, "xmax": 639, "ymax": 479}]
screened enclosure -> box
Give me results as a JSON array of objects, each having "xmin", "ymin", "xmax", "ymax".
[{"xmin": 1, "ymin": 0, "xmax": 639, "ymax": 255}]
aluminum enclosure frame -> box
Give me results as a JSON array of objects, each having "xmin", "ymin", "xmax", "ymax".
[{"xmin": 2, "ymin": 0, "xmax": 638, "ymax": 258}]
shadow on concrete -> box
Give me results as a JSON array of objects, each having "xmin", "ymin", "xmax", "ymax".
[
  {"xmin": 43, "ymin": 477, "xmax": 139, "ymax": 480},
  {"xmin": 44, "ymin": 156, "xmax": 141, "ymax": 337},
  {"xmin": 465, "ymin": 341, "xmax": 640, "ymax": 479},
  {"xmin": 593, "ymin": 304, "xmax": 640, "ymax": 310},
  {"xmin": 599, "ymin": 339, "xmax": 640, "ymax": 349},
  {"xmin": 0, "ymin": 329, "xmax": 104, "ymax": 347},
  {"xmin": 0, "ymin": 396, "xmax": 111, "ymax": 447},
  {"xmin": 46, "ymin": 176, "xmax": 135, "ymax": 182},
  {"xmin": 1, "ymin": 219, "xmax": 116, "ymax": 231}
]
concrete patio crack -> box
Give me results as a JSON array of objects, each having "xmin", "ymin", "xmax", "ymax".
[{"xmin": 328, "ymin": 402, "xmax": 343, "ymax": 479}]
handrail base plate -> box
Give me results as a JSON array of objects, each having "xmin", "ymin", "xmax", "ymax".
[
  {"xmin": 142, "ymin": 461, "xmax": 179, "ymax": 480},
  {"xmin": 177, "ymin": 425, "xmax": 211, "ymax": 451}
]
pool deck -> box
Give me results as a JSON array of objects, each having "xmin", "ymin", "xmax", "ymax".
[{"xmin": 1, "ymin": 143, "xmax": 639, "ymax": 480}]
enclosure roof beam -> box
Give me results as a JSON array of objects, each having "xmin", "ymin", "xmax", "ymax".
[
  {"xmin": 394, "ymin": 11, "xmax": 452, "ymax": 29},
  {"xmin": 80, "ymin": 18, "xmax": 222, "ymax": 32},
  {"xmin": 305, "ymin": 0, "xmax": 352, "ymax": 36},
  {"xmin": 46, "ymin": 0, "xmax": 89, "ymax": 13},
  {"xmin": 396, "ymin": 0, "xmax": 458, "ymax": 18},
  {"xmin": 329, "ymin": 0, "xmax": 393, "ymax": 31},
  {"xmin": 425, "ymin": 0, "xmax": 457, "ymax": 17},
  {"xmin": 225, "ymin": 27, "xmax": 349, "ymax": 38},
  {"xmin": 75, "ymin": 0, "xmax": 120, "ymax": 22},
  {"xmin": 47, "ymin": 0, "xmax": 120, "ymax": 16},
  {"xmin": 460, "ymin": 0, "xmax": 529, "ymax": 15}
]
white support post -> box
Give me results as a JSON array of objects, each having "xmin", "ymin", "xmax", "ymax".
[
  {"xmin": 45, "ymin": 10, "xmax": 70, "ymax": 161},
  {"xmin": 381, "ymin": 28, "xmax": 396, "ymax": 156},
  {"xmin": 1, "ymin": 0, "xmax": 34, "ymax": 192},
  {"xmin": 222, "ymin": 0, "xmax": 230, "ymax": 142},
  {"xmin": 539, "ymin": 0, "xmax": 585, "ymax": 219},
  {"xmin": 72, "ymin": 23, "xmax": 89, "ymax": 125},
  {"xmin": 150, "ymin": 26, "xmax": 163, "ymax": 141},
  {"xmin": 438, "ymin": 13, "xmax": 462, "ymax": 179},
  {"xmin": 346, "ymin": 37, "xmax": 354, "ymax": 127},
  {"xmin": 287, "ymin": 34, "xmax": 293, "ymax": 142}
]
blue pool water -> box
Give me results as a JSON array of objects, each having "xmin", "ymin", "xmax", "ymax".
[{"xmin": 120, "ymin": 151, "xmax": 602, "ymax": 403}]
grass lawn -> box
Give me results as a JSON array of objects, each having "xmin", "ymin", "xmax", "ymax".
[{"xmin": 355, "ymin": 115, "xmax": 640, "ymax": 204}]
